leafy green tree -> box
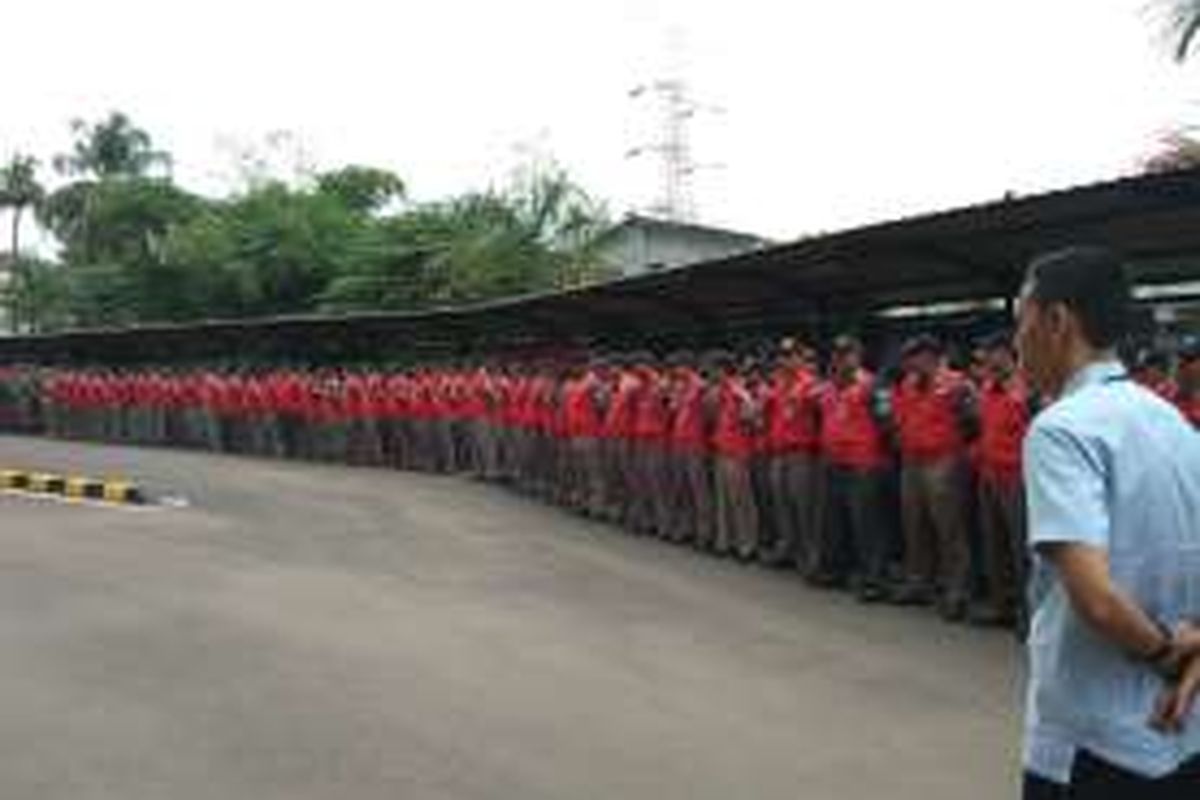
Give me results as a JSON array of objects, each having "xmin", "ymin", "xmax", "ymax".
[
  {"xmin": 6, "ymin": 258, "xmax": 74, "ymax": 333},
  {"xmin": 34, "ymin": 113, "xmax": 207, "ymax": 326},
  {"xmin": 20, "ymin": 110, "xmax": 613, "ymax": 331},
  {"xmin": 53, "ymin": 111, "xmax": 170, "ymax": 180},
  {"xmin": 316, "ymin": 166, "xmax": 405, "ymax": 215},
  {"xmin": 166, "ymin": 181, "xmax": 387, "ymax": 318},
  {"xmin": 0, "ymin": 154, "xmax": 44, "ymax": 260},
  {"xmin": 41, "ymin": 112, "xmax": 177, "ymax": 268},
  {"xmin": 509, "ymin": 165, "xmax": 614, "ymax": 289},
  {"xmin": 0, "ymin": 154, "xmax": 46, "ymax": 330},
  {"xmin": 40, "ymin": 179, "xmax": 205, "ymax": 325},
  {"xmin": 321, "ymin": 167, "xmax": 613, "ymax": 313}
]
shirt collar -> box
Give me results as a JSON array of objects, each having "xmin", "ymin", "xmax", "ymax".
[{"xmin": 1061, "ymin": 358, "xmax": 1126, "ymax": 398}]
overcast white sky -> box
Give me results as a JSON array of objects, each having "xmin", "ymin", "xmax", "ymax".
[{"xmin": 2, "ymin": 0, "xmax": 1199, "ymax": 242}]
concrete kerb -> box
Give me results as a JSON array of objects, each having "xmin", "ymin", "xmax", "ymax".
[{"xmin": 1, "ymin": 469, "xmax": 146, "ymax": 505}]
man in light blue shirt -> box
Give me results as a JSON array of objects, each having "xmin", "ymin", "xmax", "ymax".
[{"xmin": 1015, "ymin": 246, "xmax": 1200, "ymax": 798}]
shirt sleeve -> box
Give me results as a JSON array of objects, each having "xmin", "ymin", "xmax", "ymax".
[{"xmin": 1023, "ymin": 422, "xmax": 1110, "ymax": 549}]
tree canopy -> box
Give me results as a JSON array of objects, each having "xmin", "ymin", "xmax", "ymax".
[
  {"xmin": 0, "ymin": 154, "xmax": 47, "ymax": 331},
  {"xmin": 4, "ymin": 112, "xmax": 614, "ymax": 333}
]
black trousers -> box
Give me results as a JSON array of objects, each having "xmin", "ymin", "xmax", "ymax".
[{"xmin": 1023, "ymin": 750, "xmax": 1200, "ymax": 799}]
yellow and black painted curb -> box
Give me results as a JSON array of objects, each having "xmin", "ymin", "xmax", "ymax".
[{"xmin": 1, "ymin": 469, "xmax": 146, "ymax": 505}]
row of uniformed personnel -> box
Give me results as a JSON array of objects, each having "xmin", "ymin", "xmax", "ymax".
[{"xmin": 1, "ymin": 334, "xmax": 1196, "ymax": 632}]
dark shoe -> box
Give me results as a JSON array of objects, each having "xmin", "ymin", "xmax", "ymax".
[
  {"xmin": 890, "ymin": 584, "xmax": 933, "ymax": 607},
  {"xmin": 807, "ymin": 571, "xmax": 846, "ymax": 590},
  {"xmin": 938, "ymin": 597, "xmax": 968, "ymax": 623},
  {"xmin": 757, "ymin": 550, "xmax": 788, "ymax": 568},
  {"xmin": 857, "ymin": 584, "xmax": 888, "ymax": 604}
]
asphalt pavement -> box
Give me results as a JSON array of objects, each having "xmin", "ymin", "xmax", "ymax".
[{"xmin": 0, "ymin": 434, "xmax": 1021, "ymax": 799}]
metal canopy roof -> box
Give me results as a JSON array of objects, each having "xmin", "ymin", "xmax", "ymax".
[{"xmin": 5, "ymin": 167, "xmax": 1200, "ymax": 364}]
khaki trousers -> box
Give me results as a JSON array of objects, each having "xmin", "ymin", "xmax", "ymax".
[
  {"xmin": 714, "ymin": 455, "xmax": 759, "ymax": 558},
  {"xmin": 627, "ymin": 441, "xmax": 669, "ymax": 535},
  {"xmin": 977, "ymin": 476, "xmax": 1027, "ymax": 624},
  {"xmin": 766, "ymin": 452, "xmax": 820, "ymax": 569},
  {"xmin": 678, "ymin": 449, "xmax": 715, "ymax": 546},
  {"xmin": 901, "ymin": 457, "xmax": 972, "ymax": 606},
  {"xmin": 569, "ymin": 437, "xmax": 605, "ymax": 514}
]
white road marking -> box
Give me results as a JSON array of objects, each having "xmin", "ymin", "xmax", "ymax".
[{"xmin": 0, "ymin": 488, "xmax": 169, "ymax": 513}]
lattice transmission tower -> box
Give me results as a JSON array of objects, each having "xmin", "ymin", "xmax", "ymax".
[{"xmin": 626, "ymin": 78, "xmax": 705, "ymax": 223}]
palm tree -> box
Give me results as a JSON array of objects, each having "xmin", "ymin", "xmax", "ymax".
[
  {"xmin": 53, "ymin": 111, "xmax": 171, "ymax": 180},
  {"xmin": 1166, "ymin": 0, "xmax": 1200, "ymax": 61},
  {"xmin": 0, "ymin": 154, "xmax": 43, "ymax": 262},
  {"xmin": 41, "ymin": 112, "xmax": 173, "ymax": 269},
  {"xmin": 0, "ymin": 154, "xmax": 45, "ymax": 331}
]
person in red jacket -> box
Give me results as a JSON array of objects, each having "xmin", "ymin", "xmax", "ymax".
[
  {"xmin": 562, "ymin": 360, "xmax": 606, "ymax": 515},
  {"xmin": 744, "ymin": 355, "xmax": 777, "ymax": 560},
  {"xmin": 198, "ymin": 370, "xmax": 226, "ymax": 452},
  {"xmin": 601, "ymin": 355, "xmax": 643, "ymax": 526},
  {"xmin": 712, "ymin": 352, "xmax": 762, "ymax": 559},
  {"xmin": 342, "ymin": 369, "xmax": 375, "ymax": 466},
  {"xmin": 891, "ymin": 335, "xmax": 979, "ymax": 620},
  {"xmin": 407, "ymin": 367, "xmax": 435, "ymax": 472},
  {"xmin": 531, "ymin": 361, "xmax": 563, "ymax": 500},
  {"xmin": 505, "ymin": 366, "xmax": 532, "ymax": 487},
  {"xmin": 489, "ymin": 365, "xmax": 514, "ymax": 482},
  {"xmin": 631, "ymin": 357, "xmax": 674, "ymax": 537},
  {"xmin": 762, "ymin": 340, "xmax": 822, "ymax": 568},
  {"xmin": 474, "ymin": 362, "xmax": 502, "ymax": 481},
  {"xmin": 971, "ymin": 333, "xmax": 1033, "ymax": 631},
  {"xmin": 279, "ymin": 368, "xmax": 309, "ymax": 460},
  {"xmin": 427, "ymin": 368, "xmax": 454, "ymax": 474},
  {"xmin": 178, "ymin": 371, "xmax": 202, "ymax": 449},
  {"xmin": 382, "ymin": 369, "xmax": 413, "ymax": 470},
  {"xmin": 815, "ymin": 336, "xmax": 893, "ymax": 599},
  {"xmin": 663, "ymin": 352, "xmax": 713, "ymax": 546},
  {"xmin": 458, "ymin": 363, "xmax": 488, "ymax": 479}
]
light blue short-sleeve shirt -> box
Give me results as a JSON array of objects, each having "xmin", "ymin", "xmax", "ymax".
[{"xmin": 1023, "ymin": 359, "xmax": 1200, "ymax": 783}]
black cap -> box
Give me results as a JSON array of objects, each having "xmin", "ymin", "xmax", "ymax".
[
  {"xmin": 901, "ymin": 334, "xmax": 942, "ymax": 357},
  {"xmin": 980, "ymin": 330, "xmax": 1015, "ymax": 352},
  {"xmin": 1178, "ymin": 337, "xmax": 1199, "ymax": 363}
]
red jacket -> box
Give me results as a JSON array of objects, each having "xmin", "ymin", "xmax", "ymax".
[
  {"xmin": 669, "ymin": 370, "xmax": 709, "ymax": 452},
  {"xmin": 765, "ymin": 367, "xmax": 820, "ymax": 455},
  {"xmin": 461, "ymin": 372, "xmax": 489, "ymax": 420},
  {"xmin": 632, "ymin": 370, "xmax": 669, "ymax": 440},
  {"xmin": 532, "ymin": 376, "xmax": 558, "ymax": 434},
  {"xmin": 977, "ymin": 375, "xmax": 1029, "ymax": 485},
  {"xmin": 712, "ymin": 375, "xmax": 756, "ymax": 459},
  {"xmin": 383, "ymin": 374, "xmax": 410, "ymax": 419},
  {"xmin": 343, "ymin": 375, "xmax": 369, "ymax": 419},
  {"xmin": 563, "ymin": 374, "xmax": 603, "ymax": 438},
  {"xmin": 603, "ymin": 370, "xmax": 642, "ymax": 440},
  {"xmin": 819, "ymin": 370, "xmax": 888, "ymax": 470},
  {"xmin": 893, "ymin": 368, "xmax": 969, "ymax": 462}
]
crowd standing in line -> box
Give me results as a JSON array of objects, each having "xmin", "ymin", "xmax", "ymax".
[{"xmin": 0, "ymin": 333, "xmax": 1196, "ymax": 636}]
